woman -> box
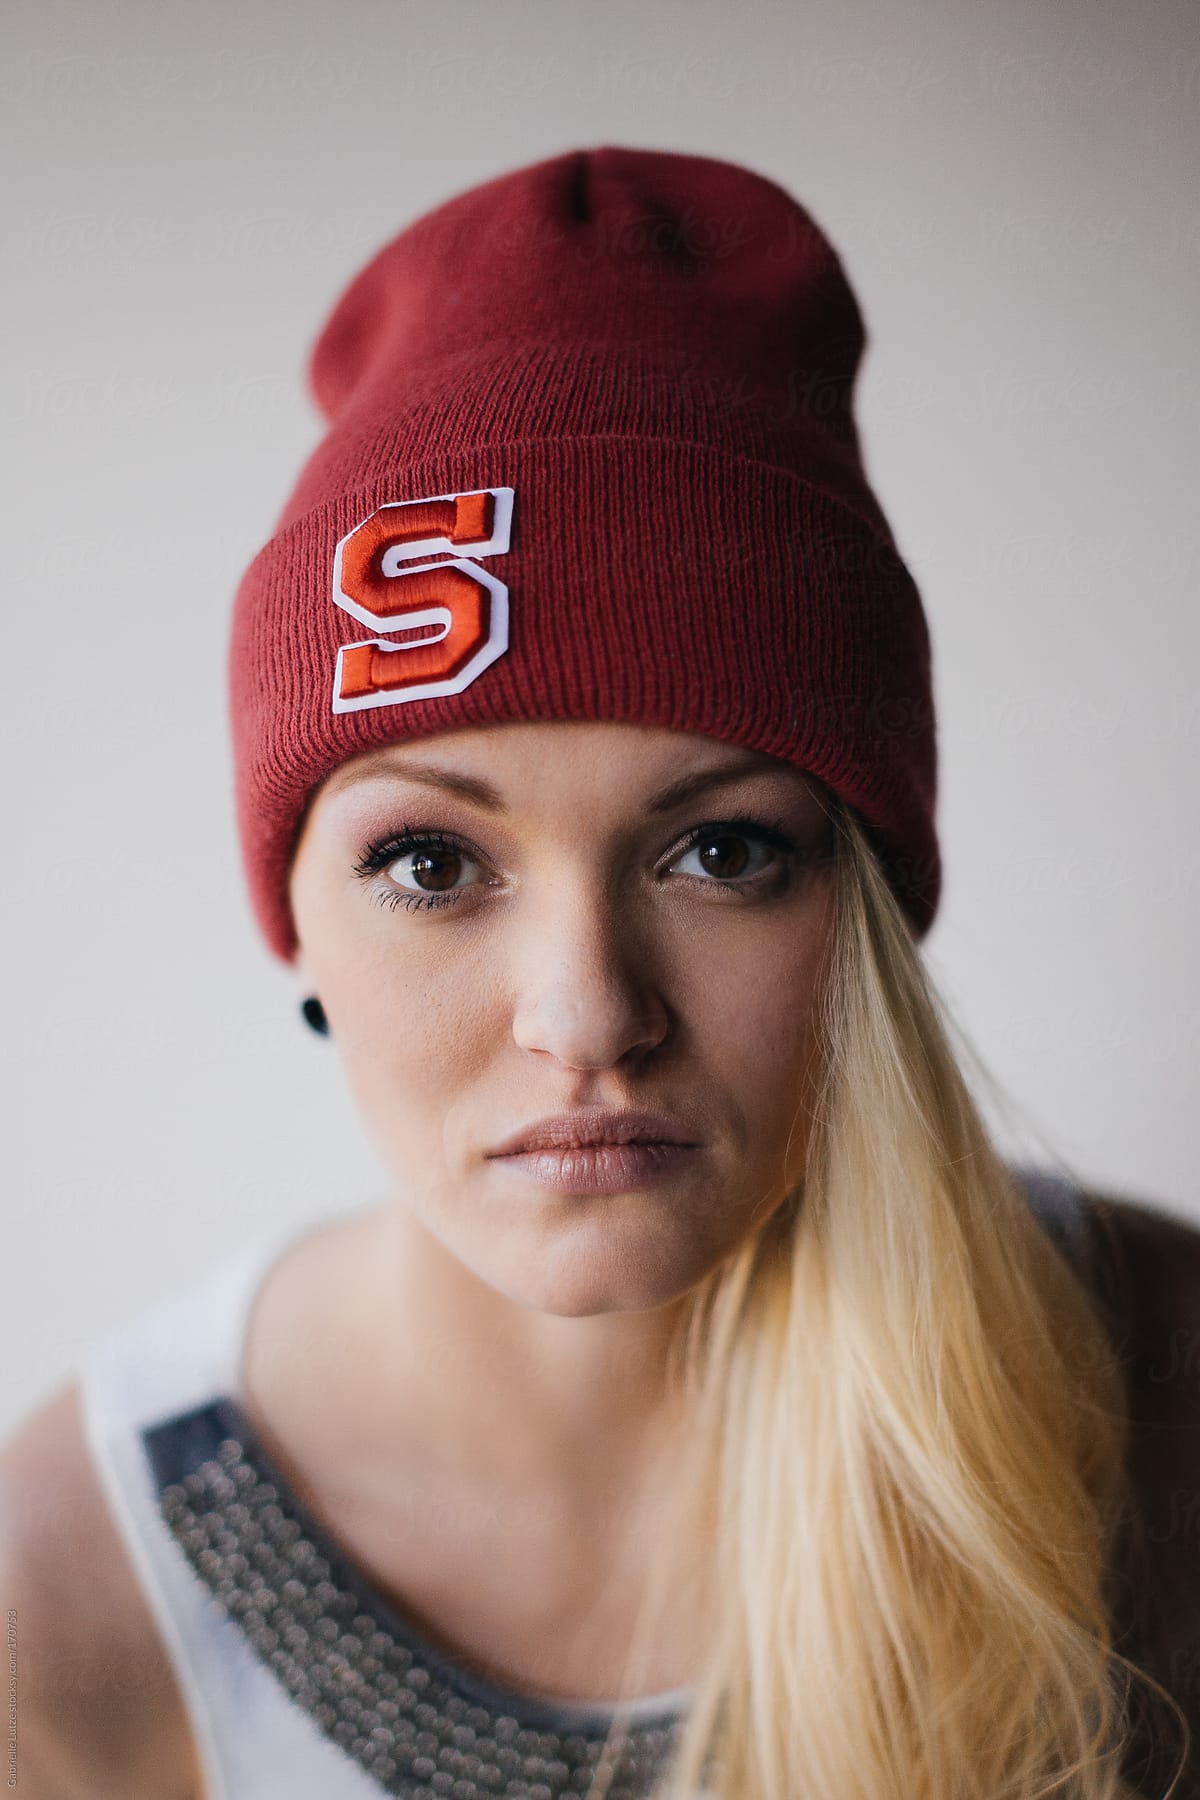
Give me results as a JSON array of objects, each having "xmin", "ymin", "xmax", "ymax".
[{"xmin": 3, "ymin": 145, "xmax": 1197, "ymax": 1800}]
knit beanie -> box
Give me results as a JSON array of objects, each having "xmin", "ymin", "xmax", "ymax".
[{"xmin": 229, "ymin": 143, "xmax": 938, "ymax": 961}]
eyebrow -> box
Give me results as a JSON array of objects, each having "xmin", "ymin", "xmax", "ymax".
[{"xmin": 327, "ymin": 752, "xmax": 792, "ymax": 815}]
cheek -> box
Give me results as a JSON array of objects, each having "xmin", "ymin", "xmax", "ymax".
[
  {"xmin": 358, "ymin": 966, "xmax": 492, "ymax": 1097},
  {"xmin": 300, "ymin": 911, "xmax": 501, "ymax": 1158},
  {"xmin": 679, "ymin": 913, "xmax": 827, "ymax": 1076}
]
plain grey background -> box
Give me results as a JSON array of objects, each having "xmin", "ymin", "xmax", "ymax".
[{"xmin": 5, "ymin": 0, "xmax": 1197, "ymax": 1440}]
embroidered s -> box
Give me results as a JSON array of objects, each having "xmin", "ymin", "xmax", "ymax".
[{"xmin": 330, "ymin": 487, "xmax": 513, "ymax": 714}]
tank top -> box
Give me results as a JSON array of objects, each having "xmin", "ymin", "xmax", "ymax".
[{"xmin": 78, "ymin": 1165, "xmax": 1093, "ymax": 1800}]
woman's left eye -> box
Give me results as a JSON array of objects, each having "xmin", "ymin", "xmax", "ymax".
[{"xmin": 667, "ymin": 819, "xmax": 793, "ymax": 884}]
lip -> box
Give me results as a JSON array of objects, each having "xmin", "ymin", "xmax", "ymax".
[
  {"xmin": 490, "ymin": 1141, "xmax": 703, "ymax": 1197},
  {"xmin": 487, "ymin": 1107, "xmax": 704, "ymax": 1158}
]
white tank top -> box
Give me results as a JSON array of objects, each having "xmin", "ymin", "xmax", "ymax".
[{"xmin": 78, "ymin": 1168, "xmax": 1091, "ymax": 1800}]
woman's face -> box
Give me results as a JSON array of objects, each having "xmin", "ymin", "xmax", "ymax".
[{"xmin": 289, "ymin": 721, "xmax": 836, "ymax": 1317}]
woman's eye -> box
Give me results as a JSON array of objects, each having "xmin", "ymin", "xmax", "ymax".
[
  {"xmin": 384, "ymin": 840, "xmax": 484, "ymax": 895},
  {"xmin": 356, "ymin": 831, "xmax": 489, "ymax": 914},
  {"xmin": 669, "ymin": 825, "xmax": 788, "ymax": 883}
]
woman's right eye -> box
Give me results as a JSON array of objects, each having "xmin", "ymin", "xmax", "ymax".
[
  {"xmin": 385, "ymin": 842, "xmax": 482, "ymax": 900},
  {"xmin": 354, "ymin": 829, "xmax": 491, "ymax": 906}
]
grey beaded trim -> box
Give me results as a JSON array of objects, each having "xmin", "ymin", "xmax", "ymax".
[{"xmin": 148, "ymin": 1402, "xmax": 683, "ymax": 1799}]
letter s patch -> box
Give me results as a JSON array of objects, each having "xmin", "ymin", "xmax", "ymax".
[{"xmin": 330, "ymin": 486, "xmax": 513, "ymax": 714}]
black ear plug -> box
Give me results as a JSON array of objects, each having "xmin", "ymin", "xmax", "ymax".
[{"xmin": 300, "ymin": 996, "xmax": 330, "ymax": 1037}]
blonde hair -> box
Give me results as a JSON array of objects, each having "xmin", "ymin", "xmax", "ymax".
[{"xmin": 585, "ymin": 795, "xmax": 1188, "ymax": 1800}]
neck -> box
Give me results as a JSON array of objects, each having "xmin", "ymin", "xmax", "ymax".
[
  {"xmin": 241, "ymin": 1197, "xmax": 702, "ymax": 1536},
  {"xmin": 353, "ymin": 1201, "xmax": 694, "ymax": 1504}
]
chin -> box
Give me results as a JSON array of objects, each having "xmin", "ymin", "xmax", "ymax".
[{"xmin": 480, "ymin": 1216, "xmax": 730, "ymax": 1318}]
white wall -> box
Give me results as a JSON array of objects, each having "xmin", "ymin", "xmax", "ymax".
[{"xmin": 5, "ymin": 0, "xmax": 1197, "ymax": 1437}]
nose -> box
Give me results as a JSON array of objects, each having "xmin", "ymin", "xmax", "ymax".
[{"xmin": 510, "ymin": 880, "xmax": 671, "ymax": 1072}]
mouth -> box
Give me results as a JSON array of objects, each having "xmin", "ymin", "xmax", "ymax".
[
  {"xmin": 489, "ymin": 1141, "xmax": 703, "ymax": 1196},
  {"xmin": 487, "ymin": 1107, "xmax": 703, "ymax": 1158}
]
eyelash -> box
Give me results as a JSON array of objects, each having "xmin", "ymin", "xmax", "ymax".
[{"xmin": 353, "ymin": 815, "xmax": 802, "ymax": 914}]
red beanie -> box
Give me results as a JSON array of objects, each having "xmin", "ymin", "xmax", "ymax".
[{"xmin": 229, "ymin": 143, "xmax": 938, "ymax": 962}]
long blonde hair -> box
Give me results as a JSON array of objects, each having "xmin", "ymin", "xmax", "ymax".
[{"xmin": 588, "ymin": 795, "xmax": 1188, "ymax": 1799}]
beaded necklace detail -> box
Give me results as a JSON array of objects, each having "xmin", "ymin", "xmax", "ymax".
[{"xmin": 146, "ymin": 1400, "xmax": 686, "ymax": 1799}]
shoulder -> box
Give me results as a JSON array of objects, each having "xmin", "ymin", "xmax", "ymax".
[
  {"xmin": 1080, "ymin": 1184, "xmax": 1200, "ymax": 1377},
  {"xmin": 1078, "ymin": 1184, "xmax": 1200, "ymax": 1480},
  {"xmin": 1078, "ymin": 1187, "xmax": 1200, "ymax": 1782},
  {"xmin": 0, "ymin": 1379, "xmax": 202, "ymax": 1798}
]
